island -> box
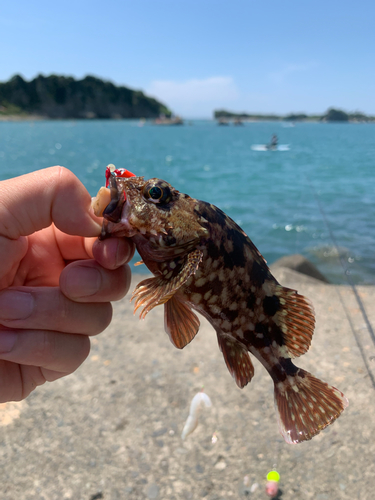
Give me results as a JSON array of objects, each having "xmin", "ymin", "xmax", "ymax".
[
  {"xmin": 0, "ymin": 74, "xmax": 172, "ymax": 120},
  {"xmin": 214, "ymin": 108, "xmax": 375, "ymax": 123}
]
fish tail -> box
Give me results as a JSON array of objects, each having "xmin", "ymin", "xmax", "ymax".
[{"xmin": 274, "ymin": 368, "xmax": 348, "ymax": 444}]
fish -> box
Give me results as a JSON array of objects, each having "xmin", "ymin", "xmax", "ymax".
[{"xmin": 92, "ymin": 166, "xmax": 348, "ymax": 444}]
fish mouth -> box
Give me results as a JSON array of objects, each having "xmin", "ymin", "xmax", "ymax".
[
  {"xmin": 100, "ymin": 197, "xmax": 138, "ymax": 239},
  {"xmin": 99, "ymin": 176, "xmax": 138, "ymax": 240}
]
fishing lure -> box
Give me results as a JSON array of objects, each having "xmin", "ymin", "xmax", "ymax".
[{"xmin": 181, "ymin": 391, "xmax": 212, "ymax": 439}]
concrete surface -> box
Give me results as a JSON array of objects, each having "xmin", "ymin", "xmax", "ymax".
[{"xmin": 1, "ymin": 269, "xmax": 374, "ymax": 500}]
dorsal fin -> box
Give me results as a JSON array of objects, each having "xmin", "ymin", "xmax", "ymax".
[{"xmin": 272, "ymin": 286, "xmax": 315, "ymax": 358}]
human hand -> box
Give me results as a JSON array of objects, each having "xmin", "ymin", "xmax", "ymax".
[{"xmin": 0, "ymin": 166, "xmax": 135, "ymax": 402}]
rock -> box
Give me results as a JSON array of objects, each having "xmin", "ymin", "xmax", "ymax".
[
  {"xmin": 146, "ymin": 483, "xmax": 159, "ymax": 499},
  {"xmin": 270, "ymin": 254, "xmax": 329, "ymax": 283}
]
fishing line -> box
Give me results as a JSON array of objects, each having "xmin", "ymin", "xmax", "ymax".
[
  {"xmin": 293, "ymin": 180, "xmax": 306, "ymax": 256},
  {"xmin": 306, "ymin": 175, "xmax": 375, "ymax": 389},
  {"xmin": 335, "ymin": 287, "xmax": 375, "ymax": 390}
]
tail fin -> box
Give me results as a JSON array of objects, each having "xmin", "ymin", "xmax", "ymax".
[{"xmin": 274, "ymin": 369, "xmax": 348, "ymax": 444}]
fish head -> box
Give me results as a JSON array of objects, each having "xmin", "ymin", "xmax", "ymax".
[{"xmin": 94, "ymin": 174, "xmax": 208, "ymax": 257}]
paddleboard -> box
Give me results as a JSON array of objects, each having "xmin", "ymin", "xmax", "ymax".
[{"xmin": 251, "ymin": 144, "xmax": 290, "ymax": 151}]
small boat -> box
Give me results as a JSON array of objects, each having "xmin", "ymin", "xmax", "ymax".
[
  {"xmin": 217, "ymin": 118, "xmax": 229, "ymax": 125},
  {"xmin": 251, "ymin": 144, "xmax": 290, "ymax": 151}
]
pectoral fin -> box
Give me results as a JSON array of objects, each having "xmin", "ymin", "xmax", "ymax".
[
  {"xmin": 131, "ymin": 249, "xmax": 203, "ymax": 319},
  {"xmin": 164, "ymin": 293, "xmax": 200, "ymax": 348}
]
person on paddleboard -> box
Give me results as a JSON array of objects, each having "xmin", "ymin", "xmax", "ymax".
[{"xmin": 267, "ymin": 134, "xmax": 278, "ymax": 149}]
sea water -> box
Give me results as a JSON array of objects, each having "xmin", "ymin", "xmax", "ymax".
[{"xmin": 0, "ymin": 119, "xmax": 374, "ymax": 285}]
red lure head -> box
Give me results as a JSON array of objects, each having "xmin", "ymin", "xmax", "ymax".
[
  {"xmin": 105, "ymin": 166, "xmax": 136, "ymax": 187},
  {"xmin": 100, "ymin": 166, "xmax": 137, "ymax": 226}
]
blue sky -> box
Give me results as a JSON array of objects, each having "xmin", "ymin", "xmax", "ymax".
[{"xmin": 1, "ymin": 0, "xmax": 374, "ymax": 118}]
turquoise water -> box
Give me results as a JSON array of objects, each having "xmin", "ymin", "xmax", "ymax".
[{"xmin": 0, "ymin": 119, "xmax": 374, "ymax": 284}]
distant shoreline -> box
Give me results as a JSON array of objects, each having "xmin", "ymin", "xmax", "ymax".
[
  {"xmin": 214, "ymin": 108, "xmax": 375, "ymax": 123},
  {"xmin": 0, "ymin": 114, "xmax": 45, "ymax": 122},
  {"xmin": 0, "ymin": 115, "xmax": 154, "ymax": 122},
  {"xmin": 1, "ymin": 114, "xmax": 375, "ymax": 124}
]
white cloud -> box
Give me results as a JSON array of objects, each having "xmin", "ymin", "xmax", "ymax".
[
  {"xmin": 269, "ymin": 62, "xmax": 318, "ymax": 83},
  {"xmin": 146, "ymin": 76, "xmax": 240, "ymax": 117}
]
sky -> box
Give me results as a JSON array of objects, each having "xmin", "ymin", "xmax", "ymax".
[{"xmin": 1, "ymin": 0, "xmax": 375, "ymax": 118}]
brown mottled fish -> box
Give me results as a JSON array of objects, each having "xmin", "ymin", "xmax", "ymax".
[{"xmin": 93, "ymin": 166, "xmax": 348, "ymax": 444}]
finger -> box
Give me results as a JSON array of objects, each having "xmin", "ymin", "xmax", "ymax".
[
  {"xmin": 0, "ymin": 331, "xmax": 90, "ymax": 402},
  {"xmin": 60, "ymin": 260, "xmax": 132, "ymax": 302},
  {"xmin": 0, "ymin": 330, "xmax": 90, "ymax": 375},
  {"xmin": 0, "ymin": 361, "xmax": 46, "ymax": 402},
  {"xmin": 0, "ymin": 166, "xmax": 101, "ymax": 240},
  {"xmin": 54, "ymin": 229, "xmax": 97, "ymax": 261},
  {"xmin": 92, "ymin": 237, "xmax": 136, "ymax": 269},
  {"xmin": 0, "ymin": 287, "xmax": 113, "ymax": 335},
  {"xmin": 0, "ymin": 360, "xmax": 91, "ymax": 403},
  {"xmin": 0, "ymin": 235, "xmax": 28, "ymax": 289},
  {"xmin": 54, "ymin": 232, "xmax": 136, "ymax": 268}
]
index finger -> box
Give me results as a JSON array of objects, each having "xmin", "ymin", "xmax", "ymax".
[{"xmin": 0, "ymin": 166, "xmax": 101, "ymax": 239}]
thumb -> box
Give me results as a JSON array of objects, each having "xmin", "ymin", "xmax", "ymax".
[{"xmin": 0, "ymin": 166, "xmax": 101, "ymax": 239}]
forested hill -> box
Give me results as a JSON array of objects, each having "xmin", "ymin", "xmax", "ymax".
[{"xmin": 0, "ymin": 74, "xmax": 171, "ymax": 119}]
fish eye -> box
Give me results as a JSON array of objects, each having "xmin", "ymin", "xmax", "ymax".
[
  {"xmin": 143, "ymin": 181, "xmax": 172, "ymax": 204},
  {"xmin": 149, "ymin": 186, "xmax": 163, "ymax": 200}
]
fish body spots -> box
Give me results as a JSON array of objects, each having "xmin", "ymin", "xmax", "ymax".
[
  {"xmin": 221, "ymin": 229, "xmax": 247, "ymax": 270},
  {"xmin": 224, "ymin": 239, "xmax": 234, "ymax": 253},
  {"xmin": 191, "ymin": 293, "xmax": 202, "ymax": 304},
  {"xmin": 195, "ymin": 277, "xmax": 207, "ymax": 287},
  {"xmin": 209, "ymin": 304, "xmax": 221, "ymax": 315},
  {"xmin": 206, "ymin": 240, "xmax": 221, "ymax": 261},
  {"xmin": 221, "ymin": 307, "xmax": 239, "ymax": 323},
  {"xmin": 247, "ymin": 292, "xmax": 257, "ymax": 309},
  {"xmin": 221, "ymin": 320, "xmax": 232, "ymax": 331},
  {"xmin": 207, "ymin": 276, "xmax": 223, "ymax": 297},
  {"xmin": 223, "ymin": 248, "xmax": 236, "ymax": 270},
  {"xmin": 263, "ymin": 295, "xmax": 281, "ymax": 317},
  {"xmin": 243, "ymin": 329, "xmax": 255, "ymax": 343},
  {"xmin": 268, "ymin": 357, "xmax": 299, "ymax": 383},
  {"xmin": 250, "ymin": 260, "xmax": 268, "ymax": 286},
  {"xmin": 208, "ymin": 294, "xmax": 218, "ymax": 305}
]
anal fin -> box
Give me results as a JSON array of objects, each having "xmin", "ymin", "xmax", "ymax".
[
  {"xmin": 217, "ymin": 335, "xmax": 254, "ymax": 388},
  {"xmin": 164, "ymin": 293, "xmax": 200, "ymax": 349}
]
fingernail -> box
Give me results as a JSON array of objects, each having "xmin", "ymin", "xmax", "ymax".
[
  {"xmin": 0, "ymin": 290, "xmax": 34, "ymax": 320},
  {"xmin": 65, "ymin": 266, "xmax": 102, "ymax": 298},
  {"xmin": 115, "ymin": 238, "xmax": 135, "ymax": 267},
  {"xmin": 0, "ymin": 331, "xmax": 18, "ymax": 353},
  {"xmin": 114, "ymin": 239, "xmax": 125, "ymax": 267}
]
